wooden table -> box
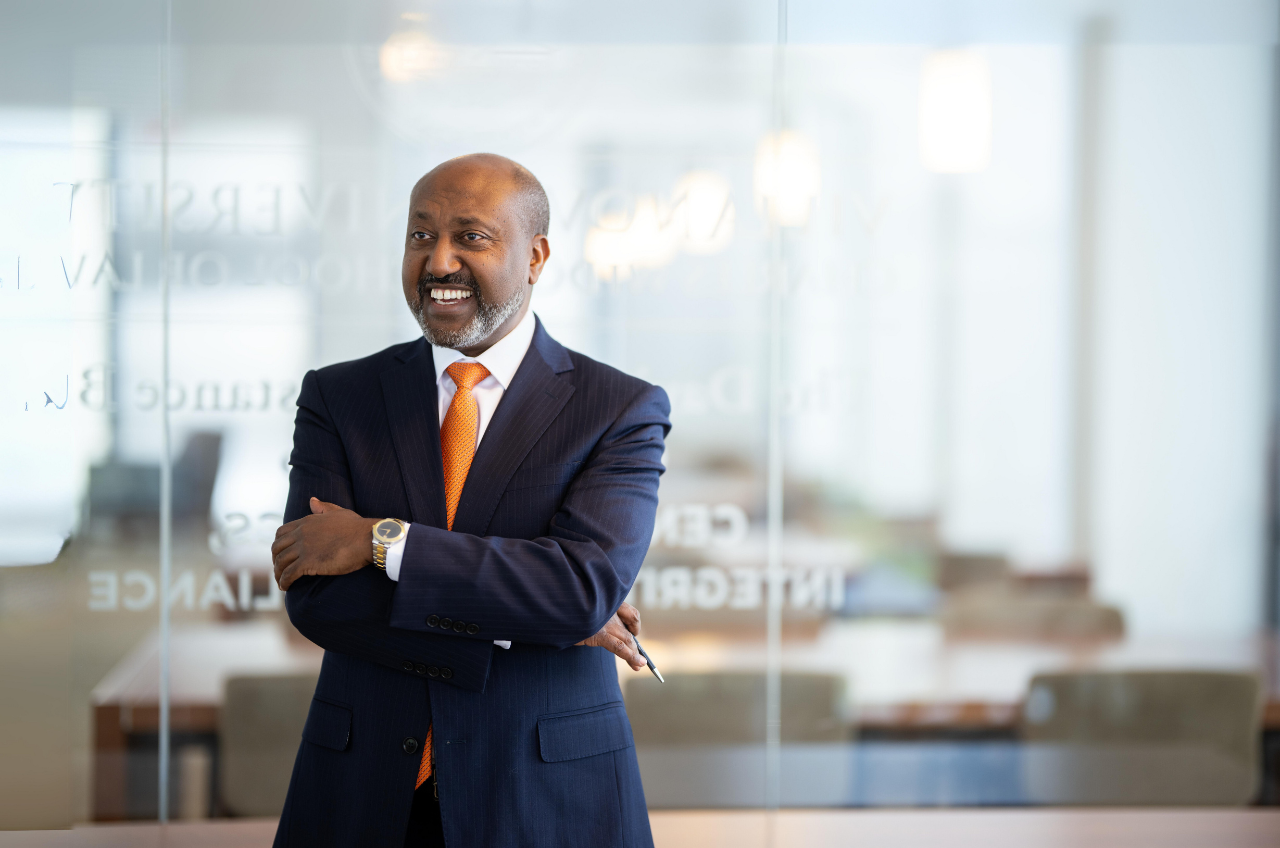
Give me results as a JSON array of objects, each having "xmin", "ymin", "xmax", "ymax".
[
  {"xmin": 3, "ymin": 810, "xmax": 1279, "ymax": 847},
  {"xmin": 91, "ymin": 621, "xmax": 321, "ymax": 820}
]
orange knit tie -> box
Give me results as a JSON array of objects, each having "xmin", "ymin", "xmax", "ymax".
[
  {"xmin": 440, "ymin": 361, "xmax": 491, "ymax": 531},
  {"xmin": 416, "ymin": 360, "xmax": 491, "ymax": 790}
]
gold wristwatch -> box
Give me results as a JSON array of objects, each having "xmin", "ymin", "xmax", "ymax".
[{"xmin": 371, "ymin": 518, "xmax": 408, "ymax": 569}]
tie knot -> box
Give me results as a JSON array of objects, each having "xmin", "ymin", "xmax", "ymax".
[{"xmin": 446, "ymin": 361, "xmax": 491, "ymax": 392}]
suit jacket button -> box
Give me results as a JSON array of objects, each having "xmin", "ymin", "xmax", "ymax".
[
  {"xmin": 402, "ymin": 661, "xmax": 414, "ymax": 672},
  {"xmin": 426, "ymin": 615, "xmax": 440, "ymax": 627},
  {"xmin": 439, "ymin": 618, "xmax": 452, "ymax": 629},
  {"xmin": 415, "ymin": 663, "xmax": 426, "ymax": 675},
  {"xmin": 466, "ymin": 623, "xmax": 479, "ymax": 635},
  {"xmin": 403, "ymin": 737, "xmax": 418, "ymax": 754},
  {"xmin": 427, "ymin": 666, "xmax": 440, "ymax": 678},
  {"xmin": 441, "ymin": 667, "xmax": 453, "ymax": 680},
  {"xmin": 452, "ymin": 620, "xmax": 466, "ymax": 633}
]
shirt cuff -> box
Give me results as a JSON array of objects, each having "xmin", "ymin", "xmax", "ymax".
[{"xmin": 383, "ymin": 529, "xmax": 408, "ymax": 581}]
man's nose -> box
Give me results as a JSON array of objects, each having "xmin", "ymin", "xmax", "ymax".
[{"xmin": 426, "ymin": 240, "xmax": 462, "ymax": 278}]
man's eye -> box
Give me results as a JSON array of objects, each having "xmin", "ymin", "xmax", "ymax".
[
  {"xmin": 464, "ymin": 232, "xmax": 483, "ymax": 241},
  {"xmin": 412, "ymin": 231, "xmax": 431, "ymax": 240}
]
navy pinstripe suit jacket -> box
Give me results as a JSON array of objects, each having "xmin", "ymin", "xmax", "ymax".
[{"xmin": 273, "ymin": 318, "xmax": 669, "ymax": 848}]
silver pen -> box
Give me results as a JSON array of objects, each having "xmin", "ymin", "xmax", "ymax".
[{"xmin": 633, "ymin": 637, "xmax": 664, "ymax": 682}]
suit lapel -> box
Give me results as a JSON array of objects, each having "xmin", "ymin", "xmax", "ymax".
[
  {"xmin": 451, "ymin": 319, "xmax": 576, "ymax": 537},
  {"xmin": 379, "ymin": 338, "xmax": 448, "ymax": 529}
]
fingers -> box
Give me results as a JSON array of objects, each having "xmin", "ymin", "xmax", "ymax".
[
  {"xmin": 277, "ymin": 558, "xmax": 311, "ymax": 591},
  {"xmin": 577, "ymin": 630, "xmax": 607, "ymax": 649},
  {"xmin": 272, "ymin": 544, "xmax": 300, "ymax": 584},
  {"xmin": 576, "ymin": 619, "xmax": 641, "ymax": 668},
  {"xmin": 616, "ymin": 601, "xmax": 641, "ymax": 636},
  {"xmin": 610, "ymin": 634, "xmax": 644, "ymax": 670},
  {"xmin": 602, "ymin": 618, "xmax": 642, "ymax": 670},
  {"xmin": 271, "ymin": 531, "xmax": 296, "ymax": 583},
  {"xmin": 273, "ymin": 544, "xmax": 300, "ymax": 577},
  {"xmin": 310, "ymin": 497, "xmax": 347, "ymax": 515},
  {"xmin": 275, "ymin": 516, "xmax": 304, "ymax": 538},
  {"xmin": 270, "ymin": 531, "xmax": 294, "ymax": 557},
  {"xmin": 309, "ymin": 496, "xmax": 334, "ymax": 514},
  {"xmin": 577, "ymin": 614, "xmax": 644, "ymax": 669}
]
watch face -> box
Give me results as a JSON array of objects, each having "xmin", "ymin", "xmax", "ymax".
[{"xmin": 374, "ymin": 519, "xmax": 405, "ymax": 545}]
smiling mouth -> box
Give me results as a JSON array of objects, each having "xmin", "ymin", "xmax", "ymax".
[{"xmin": 429, "ymin": 288, "xmax": 474, "ymax": 304}]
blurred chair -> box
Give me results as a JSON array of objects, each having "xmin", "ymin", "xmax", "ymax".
[
  {"xmin": 87, "ymin": 432, "xmax": 222, "ymax": 522},
  {"xmin": 1013, "ymin": 568, "xmax": 1092, "ymax": 599},
  {"xmin": 219, "ymin": 673, "xmax": 318, "ymax": 817},
  {"xmin": 626, "ymin": 671, "xmax": 846, "ymax": 744},
  {"xmin": 1020, "ymin": 670, "xmax": 1261, "ymax": 805},
  {"xmin": 625, "ymin": 672, "xmax": 851, "ymax": 807},
  {"xmin": 941, "ymin": 582, "xmax": 1125, "ymax": 641},
  {"xmin": 172, "ymin": 431, "xmax": 222, "ymax": 520},
  {"xmin": 937, "ymin": 553, "xmax": 1009, "ymax": 592}
]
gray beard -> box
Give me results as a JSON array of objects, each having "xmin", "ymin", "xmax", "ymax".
[{"xmin": 414, "ymin": 284, "xmax": 526, "ymax": 350}]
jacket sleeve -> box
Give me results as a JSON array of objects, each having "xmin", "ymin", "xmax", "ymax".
[
  {"xmin": 281, "ymin": 370, "xmax": 494, "ymax": 691},
  {"xmin": 390, "ymin": 383, "xmax": 670, "ymax": 648}
]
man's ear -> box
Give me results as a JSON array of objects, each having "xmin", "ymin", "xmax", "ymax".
[{"xmin": 527, "ymin": 234, "xmax": 550, "ymax": 285}]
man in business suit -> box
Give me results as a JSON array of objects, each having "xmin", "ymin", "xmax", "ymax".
[{"xmin": 269, "ymin": 153, "xmax": 669, "ymax": 847}]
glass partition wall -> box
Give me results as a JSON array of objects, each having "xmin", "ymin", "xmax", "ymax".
[{"xmin": 1, "ymin": 0, "xmax": 1276, "ymax": 830}]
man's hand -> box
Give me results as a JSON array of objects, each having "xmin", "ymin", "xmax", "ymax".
[
  {"xmin": 273, "ymin": 497, "xmax": 379, "ymax": 591},
  {"xmin": 577, "ymin": 601, "xmax": 645, "ymax": 671}
]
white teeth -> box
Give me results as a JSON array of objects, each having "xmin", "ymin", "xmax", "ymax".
[{"xmin": 431, "ymin": 289, "xmax": 472, "ymax": 301}]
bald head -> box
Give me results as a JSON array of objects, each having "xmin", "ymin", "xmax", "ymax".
[
  {"xmin": 413, "ymin": 153, "xmax": 550, "ymax": 239},
  {"xmin": 401, "ymin": 152, "xmax": 552, "ymax": 356}
]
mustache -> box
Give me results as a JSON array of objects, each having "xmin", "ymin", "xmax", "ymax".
[{"xmin": 417, "ymin": 269, "xmax": 478, "ymax": 299}]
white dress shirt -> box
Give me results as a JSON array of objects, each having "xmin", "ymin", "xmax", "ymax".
[{"xmin": 383, "ymin": 308, "xmax": 537, "ymax": 649}]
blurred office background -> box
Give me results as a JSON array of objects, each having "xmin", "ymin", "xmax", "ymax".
[{"xmin": 1, "ymin": 0, "xmax": 1278, "ymax": 829}]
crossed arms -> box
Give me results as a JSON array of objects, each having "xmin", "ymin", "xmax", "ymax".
[{"xmin": 272, "ymin": 369, "xmax": 670, "ymax": 683}]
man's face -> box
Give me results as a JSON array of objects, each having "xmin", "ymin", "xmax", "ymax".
[{"xmin": 402, "ymin": 161, "xmax": 548, "ymax": 355}]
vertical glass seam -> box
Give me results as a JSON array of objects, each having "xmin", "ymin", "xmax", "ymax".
[
  {"xmin": 764, "ymin": 0, "xmax": 790, "ymax": 833},
  {"xmin": 157, "ymin": 0, "xmax": 174, "ymax": 823}
]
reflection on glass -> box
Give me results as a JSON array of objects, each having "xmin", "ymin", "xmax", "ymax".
[
  {"xmin": 918, "ymin": 49, "xmax": 993, "ymax": 174},
  {"xmin": 753, "ymin": 130, "xmax": 820, "ymax": 227},
  {"xmin": 380, "ymin": 29, "xmax": 444, "ymax": 83}
]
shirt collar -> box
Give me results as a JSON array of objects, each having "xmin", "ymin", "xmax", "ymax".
[{"xmin": 431, "ymin": 307, "xmax": 537, "ymax": 391}]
